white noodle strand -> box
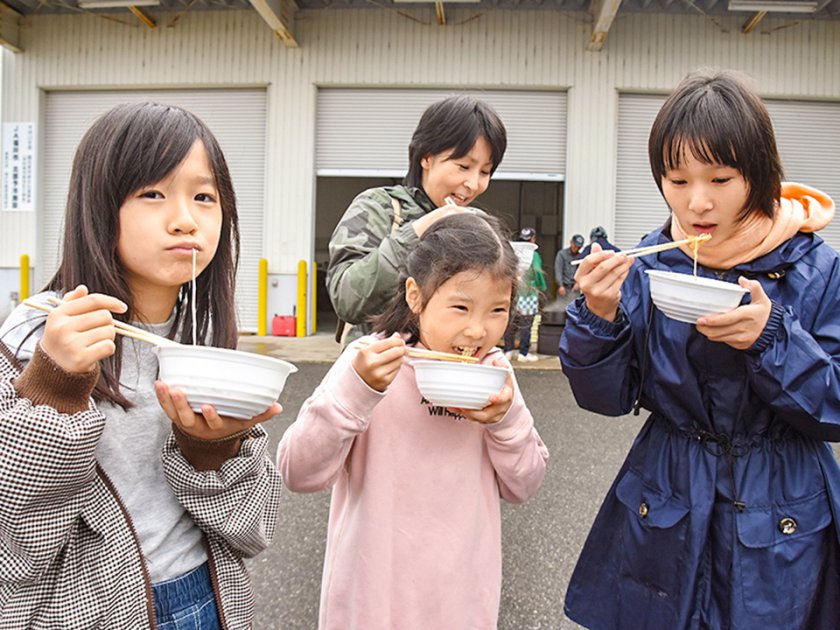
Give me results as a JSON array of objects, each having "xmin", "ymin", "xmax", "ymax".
[{"xmin": 191, "ymin": 248, "xmax": 197, "ymax": 346}]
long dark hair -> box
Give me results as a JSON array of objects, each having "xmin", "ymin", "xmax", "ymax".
[
  {"xmin": 404, "ymin": 95, "xmax": 507, "ymax": 190},
  {"xmin": 48, "ymin": 102, "xmax": 240, "ymax": 408},
  {"xmin": 649, "ymin": 69, "xmax": 783, "ymax": 220},
  {"xmin": 372, "ymin": 213, "xmax": 519, "ymax": 343}
]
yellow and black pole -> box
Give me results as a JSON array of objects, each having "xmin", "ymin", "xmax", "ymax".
[
  {"xmin": 297, "ymin": 260, "xmax": 307, "ymax": 337},
  {"xmin": 311, "ymin": 261, "xmax": 317, "ymax": 334},
  {"xmin": 20, "ymin": 254, "xmax": 30, "ymax": 301},
  {"xmin": 257, "ymin": 258, "xmax": 268, "ymax": 336}
]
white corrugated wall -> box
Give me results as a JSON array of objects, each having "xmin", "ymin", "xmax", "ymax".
[
  {"xmin": 316, "ymin": 88, "xmax": 567, "ymax": 179},
  {"xmin": 1, "ymin": 10, "xmax": 838, "ymax": 281}
]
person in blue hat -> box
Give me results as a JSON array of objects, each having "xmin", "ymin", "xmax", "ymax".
[{"xmin": 504, "ymin": 227, "xmax": 546, "ymax": 362}]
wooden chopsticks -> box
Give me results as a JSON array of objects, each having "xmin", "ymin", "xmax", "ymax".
[
  {"xmin": 22, "ymin": 297, "xmax": 181, "ymax": 348},
  {"xmin": 405, "ymin": 347, "xmax": 480, "ymax": 363},
  {"xmin": 353, "ymin": 340, "xmax": 480, "ymax": 364},
  {"xmin": 571, "ymin": 234, "xmax": 711, "ymax": 266}
]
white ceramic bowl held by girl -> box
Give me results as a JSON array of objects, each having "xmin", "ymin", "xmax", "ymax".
[
  {"xmin": 646, "ymin": 269, "xmax": 749, "ymax": 324},
  {"xmin": 156, "ymin": 346, "xmax": 297, "ymax": 420},
  {"xmin": 413, "ymin": 360, "xmax": 509, "ymax": 410},
  {"xmin": 509, "ymin": 241, "xmax": 538, "ymax": 275}
]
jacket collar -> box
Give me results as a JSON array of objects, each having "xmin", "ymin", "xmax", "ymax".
[{"xmin": 407, "ymin": 186, "xmax": 437, "ymax": 213}]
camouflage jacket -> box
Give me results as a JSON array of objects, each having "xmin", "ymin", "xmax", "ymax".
[{"xmin": 327, "ymin": 185, "xmax": 436, "ymax": 335}]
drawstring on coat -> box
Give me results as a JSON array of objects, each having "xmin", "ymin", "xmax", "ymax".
[
  {"xmin": 634, "ymin": 302, "xmax": 749, "ymax": 512},
  {"xmin": 693, "ymin": 429, "xmax": 749, "ymax": 512}
]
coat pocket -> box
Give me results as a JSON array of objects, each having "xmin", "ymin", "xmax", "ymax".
[
  {"xmin": 735, "ymin": 489, "xmax": 833, "ymax": 617},
  {"xmin": 615, "ymin": 468, "xmax": 691, "ymax": 599}
]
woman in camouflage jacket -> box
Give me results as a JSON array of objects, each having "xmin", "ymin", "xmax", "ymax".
[{"xmin": 327, "ymin": 95, "xmax": 508, "ymax": 341}]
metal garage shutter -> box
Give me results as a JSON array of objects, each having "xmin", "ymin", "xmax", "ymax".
[
  {"xmin": 769, "ymin": 100, "xmax": 840, "ymax": 250},
  {"xmin": 42, "ymin": 89, "xmax": 266, "ymax": 330},
  {"xmin": 316, "ymin": 88, "xmax": 567, "ymax": 181},
  {"xmin": 616, "ymin": 93, "xmax": 840, "ymax": 253},
  {"xmin": 615, "ymin": 94, "xmax": 669, "ymax": 250}
]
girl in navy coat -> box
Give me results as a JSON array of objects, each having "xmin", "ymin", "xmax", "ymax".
[{"xmin": 560, "ymin": 69, "xmax": 840, "ymax": 629}]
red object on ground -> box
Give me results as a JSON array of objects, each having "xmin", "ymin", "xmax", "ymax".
[{"xmin": 272, "ymin": 315, "xmax": 296, "ymax": 336}]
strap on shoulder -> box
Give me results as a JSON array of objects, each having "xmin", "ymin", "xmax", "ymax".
[{"xmin": 390, "ymin": 197, "xmax": 402, "ymax": 234}]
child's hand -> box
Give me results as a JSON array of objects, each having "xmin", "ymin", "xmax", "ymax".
[
  {"xmin": 457, "ymin": 357, "xmax": 514, "ymax": 425},
  {"xmin": 412, "ymin": 204, "xmax": 475, "ymax": 238},
  {"xmin": 154, "ymin": 381, "xmax": 282, "ymax": 440},
  {"xmin": 696, "ymin": 277, "xmax": 772, "ymax": 350},
  {"xmin": 575, "ymin": 243, "xmax": 633, "ymax": 322},
  {"xmin": 352, "ymin": 334, "xmax": 407, "ymax": 392},
  {"xmin": 39, "ymin": 285, "xmax": 128, "ymax": 373}
]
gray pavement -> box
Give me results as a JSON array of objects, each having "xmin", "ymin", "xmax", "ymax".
[{"xmin": 242, "ymin": 337, "xmax": 840, "ymax": 630}]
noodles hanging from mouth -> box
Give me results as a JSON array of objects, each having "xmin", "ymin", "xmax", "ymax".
[
  {"xmin": 192, "ymin": 248, "xmax": 197, "ymax": 346},
  {"xmin": 693, "ymin": 238, "xmax": 700, "ymax": 278},
  {"xmin": 691, "ymin": 233, "xmax": 711, "ymax": 279}
]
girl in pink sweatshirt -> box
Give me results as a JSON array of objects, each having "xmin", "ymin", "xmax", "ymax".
[{"xmin": 277, "ymin": 212, "xmax": 549, "ymax": 630}]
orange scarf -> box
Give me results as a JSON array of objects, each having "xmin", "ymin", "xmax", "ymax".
[{"xmin": 671, "ymin": 183, "xmax": 835, "ymax": 269}]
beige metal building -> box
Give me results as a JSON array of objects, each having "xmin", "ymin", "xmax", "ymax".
[{"xmin": 0, "ymin": 1, "xmax": 838, "ymax": 331}]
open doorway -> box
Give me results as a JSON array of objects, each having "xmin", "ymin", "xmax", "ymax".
[{"xmin": 314, "ymin": 177, "xmax": 566, "ymax": 330}]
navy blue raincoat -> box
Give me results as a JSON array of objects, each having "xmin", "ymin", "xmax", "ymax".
[{"xmin": 560, "ymin": 223, "xmax": 840, "ymax": 629}]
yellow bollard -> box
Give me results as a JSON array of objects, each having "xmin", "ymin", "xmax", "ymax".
[
  {"xmin": 258, "ymin": 258, "xmax": 268, "ymax": 336},
  {"xmin": 20, "ymin": 254, "xmax": 30, "ymax": 301},
  {"xmin": 312, "ymin": 261, "xmax": 317, "ymax": 334},
  {"xmin": 297, "ymin": 260, "xmax": 307, "ymax": 337}
]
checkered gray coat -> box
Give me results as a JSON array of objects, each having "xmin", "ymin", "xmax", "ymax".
[{"xmin": 0, "ymin": 342, "xmax": 281, "ymax": 629}]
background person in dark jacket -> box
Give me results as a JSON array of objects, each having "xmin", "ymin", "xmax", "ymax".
[
  {"xmin": 554, "ymin": 233, "xmax": 583, "ymax": 300},
  {"xmin": 579, "ymin": 225, "xmax": 619, "ymax": 258}
]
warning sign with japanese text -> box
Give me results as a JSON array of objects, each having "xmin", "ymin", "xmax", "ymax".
[{"xmin": 3, "ymin": 123, "xmax": 36, "ymax": 212}]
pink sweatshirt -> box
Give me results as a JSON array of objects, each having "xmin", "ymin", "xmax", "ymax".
[{"xmin": 277, "ymin": 340, "xmax": 549, "ymax": 630}]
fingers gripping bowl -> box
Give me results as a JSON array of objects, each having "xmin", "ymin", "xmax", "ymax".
[
  {"xmin": 156, "ymin": 346, "xmax": 297, "ymax": 420},
  {"xmin": 413, "ymin": 360, "xmax": 509, "ymax": 410},
  {"xmin": 646, "ymin": 270, "xmax": 749, "ymax": 324}
]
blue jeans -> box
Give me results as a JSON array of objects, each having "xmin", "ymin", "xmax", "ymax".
[
  {"xmin": 152, "ymin": 562, "xmax": 221, "ymax": 630},
  {"xmin": 503, "ymin": 314, "xmax": 534, "ymax": 355}
]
